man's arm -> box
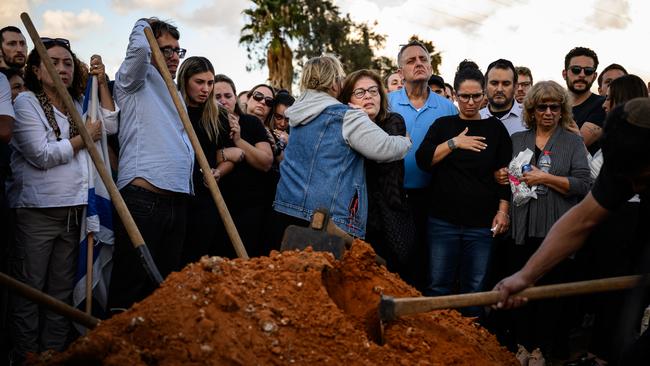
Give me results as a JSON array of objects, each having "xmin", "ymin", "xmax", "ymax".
[
  {"xmin": 494, "ymin": 192, "xmax": 609, "ymax": 307},
  {"xmin": 115, "ymin": 19, "xmax": 154, "ymax": 93},
  {"xmin": 580, "ymin": 121, "xmax": 602, "ymax": 147},
  {"xmin": 0, "ymin": 73, "xmax": 14, "ymax": 143}
]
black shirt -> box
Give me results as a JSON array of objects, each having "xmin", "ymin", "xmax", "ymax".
[
  {"xmin": 219, "ymin": 114, "xmax": 272, "ymax": 207},
  {"xmin": 573, "ymin": 93, "xmax": 606, "ymax": 155},
  {"xmin": 415, "ymin": 115, "xmax": 513, "ymax": 227}
]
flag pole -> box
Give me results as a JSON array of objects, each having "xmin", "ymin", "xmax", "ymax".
[{"xmin": 85, "ymin": 76, "xmax": 98, "ymax": 315}]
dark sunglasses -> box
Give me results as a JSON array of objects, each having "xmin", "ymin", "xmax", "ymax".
[
  {"xmin": 535, "ymin": 103, "xmax": 561, "ymax": 113},
  {"xmin": 251, "ymin": 91, "xmax": 274, "ymax": 107},
  {"xmin": 569, "ymin": 65, "xmax": 595, "ymax": 76},
  {"xmin": 41, "ymin": 37, "xmax": 70, "ymax": 48},
  {"xmin": 159, "ymin": 47, "xmax": 187, "ymax": 59}
]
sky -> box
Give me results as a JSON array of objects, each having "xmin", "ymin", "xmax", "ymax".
[{"xmin": 1, "ymin": 0, "xmax": 648, "ymax": 94}]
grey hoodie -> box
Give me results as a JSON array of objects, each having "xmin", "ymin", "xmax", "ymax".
[{"xmin": 286, "ymin": 90, "xmax": 411, "ymax": 163}]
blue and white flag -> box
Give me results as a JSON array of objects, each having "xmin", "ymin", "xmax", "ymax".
[{"xmin": 73, "ymin": 76, "xmax": 114, "ymax": 329}]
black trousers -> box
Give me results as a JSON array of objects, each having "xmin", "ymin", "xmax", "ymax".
[
  {"xmin": 107, "ymin": 185, "xmax": 188, "ymax": 312},
  {"xmin": 404, "ymin": 188, "xmax": 430, "ymax": 291}
]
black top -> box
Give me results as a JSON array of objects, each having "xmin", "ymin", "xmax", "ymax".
[
  {"xmin": 573, "ymin": 93, "xmax": 606, "ymax": 154},
  {"xmin": 415, "ymin": 115, "xmax": 513, "ymax": 227},
  {"xmin": 219, "ymin": 114, "xmax": 272, "ymax": 207},
  {"xmin": 187, "ymin": 106, "xmax": 232, "ymax": 202}
]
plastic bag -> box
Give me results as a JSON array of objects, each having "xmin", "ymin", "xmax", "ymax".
[{"xmin": 508, "ymin": 148, "xmax": 537, "ymax": 207}]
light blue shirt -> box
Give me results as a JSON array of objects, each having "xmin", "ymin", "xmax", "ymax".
[
  {"xmin": 388, "ymin": 87, "xmax": 457, "ymax": 189},
  {"xmin": 480, "ymin": 101, "xmax": 527, "ymax": 136},
  {"xmin": 114, "ymin": 19, "xmax": 194, "ymax": 194}
]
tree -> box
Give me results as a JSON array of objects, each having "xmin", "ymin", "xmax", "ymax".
[
  {"xmin": 239, "ymin": 0, "xmax": 304, "ymax": 89},
  {"xmin": 407, "ymin": 35, "xmax": 442, "ymax": 75}
]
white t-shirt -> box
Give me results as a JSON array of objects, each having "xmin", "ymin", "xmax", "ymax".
[{"xmin": 0, "ymin": 73, "xmax": 15, "ymax": 117}]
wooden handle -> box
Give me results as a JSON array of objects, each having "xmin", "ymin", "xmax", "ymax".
[
  {"xmin": 381, "ymin": 274, "xmax": 648, "ymax": 321},
  {"xmin": 0, "ymin": 272, "xmax": 99, "ymax": 329},
  {"xmin": 143, "ymin": 27, "xmax": 249, "ymax": 259},
  {"xmin": 20, "ymin": 13, "xmax": 164, "ymax": 285}
]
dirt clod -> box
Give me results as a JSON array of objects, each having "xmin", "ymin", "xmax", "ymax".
[{"xmin": 28, "ymin": 241, "xmax": 517, "ymax": 365}]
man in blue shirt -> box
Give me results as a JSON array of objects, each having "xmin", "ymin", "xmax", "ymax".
[
  {"xmin": 108, "ymin": 18, "xmax": 194, "ymax": 312},
  {"xmin": 388, "ymin": 41, "xmax": 456, "ymax": 289}
]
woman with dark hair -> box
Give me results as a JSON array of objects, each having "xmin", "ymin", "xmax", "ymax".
[
  {"xmin": 246, "ymin": 84, "xmax": 275, "ymax": 126},
  {"xmin": 415, "ymin": 60, "xmax": 512, "ymax": 317},
  {"xmin": 177, "ymin": 58, "xmax": 244, "ymax": 263},
  {"xmin": 506, "ymin": 80, "xmax": 592, "ymax": 359},
  {"xmin": 339, "ymin": 69, "xmax": 415, "ymax": 278},
  {"xmin": 602, "ymin": 74, "xmax": 648, "ymax": 114},
  {"xmin": 6, "ymin": 39, "xmax": 117, "ymax": 360},
  {"xmin": 211, "ymin": 75, "xmax": 273, "ymax": 257}
]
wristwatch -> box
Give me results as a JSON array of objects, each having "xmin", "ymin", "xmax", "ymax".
[{"xmin": 447, "ymin": 138, "xmax": 457, "ymax": 150}]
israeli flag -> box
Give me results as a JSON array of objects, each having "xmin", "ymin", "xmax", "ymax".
[{"xmin": 73, "ymin": 76, "xmax": 114, "ymax": 329}]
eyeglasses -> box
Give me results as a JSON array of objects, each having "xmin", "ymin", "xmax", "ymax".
[
  {"xmin": 273, "ymin": 113, "xmax": 288, "ymax": 122},
  {"xmin": 569, "ymin": 65, "xmax": 595, "ymax": 76},
  {"xmin": 41, "ymin": 37, "xmax": 70, "ymax": 48},
  {"xmin": 352, "ymin": 86, "xmax": 379, "ymax": 99},
  {"xmin": 457, "ymin": 93, "xmax": 484, "ymax": 103},
  {"xmin": 535, "ymin": 103, "xmax": 561, "ymax": 113},
  {"xmin": 251, "ymin": 91, "xmax": 274, "ymax": 107},
  {"xmin": 159, "ymin": 47, "xmax": 187, "ymax": 59}
]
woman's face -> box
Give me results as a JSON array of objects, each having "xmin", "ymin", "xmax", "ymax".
[
  {"xmin": 534, "ymin": 98, "xmax": 562, "ymax": 130},
  {"xmin": 186, "ymin": 71, "xmax": 214, "ymax": 107},
  {"xmin": 350, "ymin": 76, "xmax": 381, "ymax": 121},
  {"xmin": 602, "ymin": 88, "xmax": 613, "ymax": 114},
  {"xmin": 35, "ymin": 45, "xmax": 74, "ymax": 88},
  {"xmin": 273, "ymin": 103, "xmax": 289, "ymax": 131},
  {"xmin": 456, "ymin": 80, "xmax": 484, "ymax": 119},
  {"xmin": 246, "ymin": 86, "xmax": 274, "ymax": 121},
  {"xmin": 214, "ymin": 81, "xmax": 237, "ymax": 113}
]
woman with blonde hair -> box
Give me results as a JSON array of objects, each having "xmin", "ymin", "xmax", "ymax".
[
  {"xmin": 506, "ymin": 80, "xmax": 592, "ymax": 357},
  {"xmin": 270, "ymin": 54, "xmax": 412, "ymax": 248},
  {"xmin": 176, "ymin": 56, "xmax": 244, "ymax": 263}
]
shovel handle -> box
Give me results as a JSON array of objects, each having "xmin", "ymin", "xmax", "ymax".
[
  {"xmin": 0, "ymin": 272, "xmax": 99, "ymax": 329},
  {"xmin": 20, "ymin": 12, "xmax": 164, "ymax": 286},
  {"xmin": 381, "ymin": 274, "xmax": 648, "ymax": 322},
  {"xmin": 143, "ymin": 27, "xmax": 248, "ymax": 260}
]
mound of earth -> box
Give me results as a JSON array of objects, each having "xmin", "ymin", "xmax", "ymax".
[{"xmin": 29, "ymin": 241, "xmax": 517, "ymax": 365}]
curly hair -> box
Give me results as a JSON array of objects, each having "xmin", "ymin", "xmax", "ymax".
[
  {"xmin": 24, "ymin": 42, "xmax": 86, "ymax": 101},
  {"xmin": 522, "ymin": 81, "xmax": 573, "ymax": 130}
]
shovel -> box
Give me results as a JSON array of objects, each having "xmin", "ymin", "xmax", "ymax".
[
  {"xmin": 281, "ymin": 208, "xmax": 352, "ymax": 259},
  {"xmin": 378, "ymin": 274, "xmax": 649, "ymax": 343}
]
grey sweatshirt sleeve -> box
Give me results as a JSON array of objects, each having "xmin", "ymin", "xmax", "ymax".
[{"xmin": 341, "ymin": 108, "xmax": 412, "ymax": 163}]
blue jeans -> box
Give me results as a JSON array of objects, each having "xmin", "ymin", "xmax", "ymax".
[{"xmin": 424, "ymin": 217, "xmax": 493, "ymax": 317}]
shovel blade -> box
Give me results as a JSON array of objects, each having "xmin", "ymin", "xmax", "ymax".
[{"xmin": 281, "ymin": 225, "xmax": 347, "ymax": 259}]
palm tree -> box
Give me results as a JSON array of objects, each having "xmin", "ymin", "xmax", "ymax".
[{"xmin": 240, "ymin": 0, "xmax": 303, "ymax": 89}]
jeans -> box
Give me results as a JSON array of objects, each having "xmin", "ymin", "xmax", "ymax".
[
  {"xmin": 107, "ymin": 185, "xmax": 188, "ymax": 312},
  {"xmin": 424, "ymin": 216, "xmax": 493, "ymax": 317}
]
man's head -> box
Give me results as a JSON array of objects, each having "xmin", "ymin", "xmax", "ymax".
[
  {"xmin": 563, "ymin": 46, "xmax": 599, "ymax": 96},
  {"xmin": 597, "ymin": 63, "xmax": 627, "ymax": 96},
  {"xmin": 602, "ymin": 98, "xmax": 650, "ymax": 192},
  {"xmin": 148, "ymin": 18, "xmax": 183, "ymax": 78},
  {"xmin": 515, "ymin": 66, "xmax": 533, "ymax": 104},
  {"xmin": 444, "ymin": 83, "xmax": 455, "ymax": 102},
  {"xmin": 428, "ymin": 74, "xmax": 445, "ymax": 97},
  {"xmin": 485, "ymin": 58, "xmax": 517, "ymax": 111},
  {"xmin": 385, "ymin": 71, "xmax": 403, "ymax": 92},
  {"xmin": 397, "ymin": 41, "xmax": 431, "ymax": 84},
  {"xmin": 1, "ymin": 26, "xmax": 27, "ymax": 68}
]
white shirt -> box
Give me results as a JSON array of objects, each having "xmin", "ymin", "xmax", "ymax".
[
  {"xmin": 6, "ymin": 91, "xmax": 118, "ymax": 208},
  {"xmin": 480, "ymin": 101, "xmax": 527, "ymax": 136},
  {"xmin": 0, "ymin": 73, "xmax": 14, "ymax": 117}
]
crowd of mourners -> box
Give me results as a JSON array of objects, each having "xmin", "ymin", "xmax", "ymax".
[{"xmin": 0, "ymin": 17, "xmax": 649, "ymax": 366}]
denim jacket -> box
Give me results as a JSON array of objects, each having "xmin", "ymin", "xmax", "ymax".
[{"xmin": 274, "ymin": 90, "xmax": 411, "ymax": 238}]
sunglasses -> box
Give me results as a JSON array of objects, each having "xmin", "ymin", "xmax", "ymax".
[
  {"xmin": 535, "ymin": 103, "xmax": 561, "ymax": 113},
  {"xmin": 41, "ymin": 37, "xmax": 70, "ymax": 48},
  {"xmin": 569, "ymin": 65, "xmax": 595, "ymax": 76},
  {"xmin": 457, "ymin": 93, "xmax": 484, "ymax": 103},
  {"xmin": 251, "ymin": 91, "xmax": 274, "ymax": 107},
  {"xmin": 159, "ymin": 47, "xmax": 187, "ymax": 59}
]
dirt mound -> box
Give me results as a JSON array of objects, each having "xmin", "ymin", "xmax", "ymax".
[{"xmin": 29, "ymin": 241, "xmax": 517, "ymax": 365}]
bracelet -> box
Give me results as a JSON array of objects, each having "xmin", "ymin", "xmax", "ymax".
[
  {"xmin": 497, "ymin": 210, "xmax": 510, "ymax": 219},
  {"xmin": 221, "ymin": 148, "xmax": 227, "ymax": 163}
]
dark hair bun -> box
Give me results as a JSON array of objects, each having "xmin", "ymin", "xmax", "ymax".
[{"xmin": 457, "ymin": 59, "xmax": 480, "ymax": 72}]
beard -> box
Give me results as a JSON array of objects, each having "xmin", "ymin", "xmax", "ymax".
[
  {"xmin": 488, "ymin": 93, "xmax": 513, "ymax": 109},
  {"xmin": 567, "ymin": 78, "xmax": 594, "ymax": 95}
]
